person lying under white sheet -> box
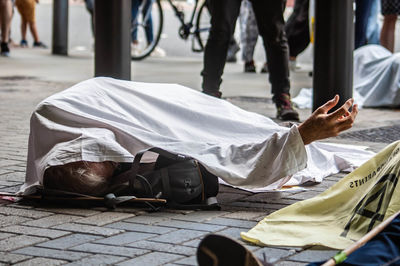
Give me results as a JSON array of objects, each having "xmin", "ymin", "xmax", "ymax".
[{"xmin": 20, "ymin": 77, "xmax": 360, "ymax": 196}]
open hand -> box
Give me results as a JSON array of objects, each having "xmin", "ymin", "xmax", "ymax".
[{"xmin": 298, "ymin": 95, "xmax": 358, "ymax": 145}]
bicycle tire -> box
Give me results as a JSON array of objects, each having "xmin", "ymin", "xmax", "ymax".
[
  {"xmin": 195, "ymin": 0, "xmax": 211, "ymax": 52},
  {"xmin": 131, "ymin": 0, "xmax": 164, "ymax": 61}
]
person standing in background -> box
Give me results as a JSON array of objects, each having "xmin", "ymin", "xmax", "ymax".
[
  {"xmin": 0, "ymin": 0, "xmax": 12, "ymax": 56},
  {"xmin": 15, "ymin": 0, "xmax": 47, "ymax": 48},
  {"xmin": 202, "ymin": 0, "xmax": 299, "ymax": 121},
  {"xmin": 285, "ymin": 0, "xmax": 309, "ymax": 71},
  {"xmin": 239, "ymin": 0, "xmax": 268, "ymax": 73},
  {"xmin": 380, "ymin": 0, "xmax": 400, "ymax": 52},
  {"xmin": 355, "ymin": 0, "xmax": 375, "ymax": 49}
]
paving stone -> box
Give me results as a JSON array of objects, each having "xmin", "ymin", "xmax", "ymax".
[
  {"xmin": 0, "ymin": 235, "xmax": 47, "ymax": 252},
  {"xmin": 226, "ymin": 201, "xmax": 287, "ymax": 210},
  {"xmin": 0, "ymin": 160, "xmax": 21, "ymax": 168},
  {"xmin": 13, "ymin": 246, "xmax": 90, "ymax": 261},
  {"xmin": 288, "ymin": 250, "xmax": 338, "ymax": 262},
  {"xmin": 149, "ymin": 229, "xmax": 206, "ymax": 244},
  {"xmin": 0, "ymin": 184, "xmax": 20, "ymax": 193},
  {"xmin": 143, "ymin": 211, "xmax": 187, "ymax": 219},
  {"xmin": 156, "ymin": 219, "xmax": 226, "ymax": 232},
  {"xmin": 219, "ymin": 185, "xmax": 253, "ymax": 195},
  {"xmin": 124, "ymin": 214, "xmax": 178, "ymax": 225},
  {"xmin": 0, "ymin": 180, "xmax": 22, "ymax": 187},
  {"xmin": 52, "ymin": 223, "xmax": 123, "ymax": 237},
  {"xmin": 127, "ymin": 240, "xmax": 196, "ymax": 255},
  {"xmin": 275, "ymin": 261, "xmax": 308, "ymax": 266},
  {"xmin": 0, "ymin": 172, "xmax": 25, "ymax": 182},
  {"xmin": 215, "ymin": 227, "xmax": 245, "ymax": 240},
  {"xmin": 0, "ymin": 206, "xmax": 53, "ymax": 219},
  {"xmin": 216, "ymin": 192, "xmax": 248, "ymax": 204},
  {"xmin": 3, "ymin": 165, "xmax": 27, "ymax": 172},
  {"xmin": 173, "ymin": 211, "xmax": 229, "ymax": 222},
  {"xmin": 13, "ymin": 257, "xmax": 67, "ymax": 266},
  {"xmin": 23, "ymin": 214, "xmax": 81, "ymax": 228},
  {"xmin": 37, "ymin": 233, "xmax": 103, "ymax": 250},
  {"xmin": 63, "ymin": 254, "xmax": 127, "ymax": 266},
  {"xmin": 244, "ymin": 194, "xmax": 299, "ymax": 205},
  {"xmin": 282, "ymin": 191, "xmax": 320, "ymax": 201},
  {"xmin": 106, "ymin": 221, "xmax": 175, "ymax": 234},
  {"xmin": 70, "ymin": 243, "xmax": 149, "ymax": 257},
  {"xmin": 252, "ymin": 247, "xmax": 295, "ymax": 264},
  {"xmin": 0, "ymin": 169, "xmax": 12, "ymax": 175},
  {"xmin": 181, "ymin": 238, "xmax": 201, "ymax": 248},
  {"xmin": 75, "ymin": 212, "xmax": 135, "ymax": 226},
  {"xmin": 116, "ymin": 251, "xmax": 184, "ymax": 266},
  {"xmin": 222, "ymin": 211, "xmax": 267, "ymax": 221},
  {"xmin": 219, "ymin": 204, "xmax": 274, "ymax": 214},
  {"xmin": 36, "ymin": 207, "xmax": 101, "ymax": 217},
  {"xmin": 173, "ymin": 255, "xmax": 197, "ymax": 265},
  {"xmin": 0, "ymin": 213, "xmax": 32, "ymax": 229},
  {"xmin": 94, "ymin": 231, "xmax": 157, "ymax": 245},
  {"xmin": 0, "ymin": 251, "xmax": 31, "ymax": 264},
  {"xmin": 0, "ymin": 225, "xmax": 70, "ymax": 239},
  {"xmin": 204, "ymin": 217, "xmax": 258, "ymax": 229},
  {"xmin": 0, "ymin": 232, "xmax": 15, "ymax": 240}
]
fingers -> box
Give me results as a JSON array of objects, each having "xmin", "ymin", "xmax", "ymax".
[
  {"xmin": 317, "ymin": 95, "xmax": 339, "ymax": 114},
  {"xmin": 329, "ymin": 98, "xmax": 354, "ymax": 120},
  {"xmin": 336, "ymin": 103, "xmax": 358, "ymax": 132}
]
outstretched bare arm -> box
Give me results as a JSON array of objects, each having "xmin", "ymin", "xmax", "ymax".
[{"xmin": 298, "ymin": 95, "xmax": 358, "ymax": 145}]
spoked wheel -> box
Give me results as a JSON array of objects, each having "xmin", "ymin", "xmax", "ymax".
[
  {"xmin": 194, "ymin": 1, "xmax": 211, "ymax": 52},
  {"xmin": 131, "ymin": 0, "xmax": 164, "ymax": 60}
]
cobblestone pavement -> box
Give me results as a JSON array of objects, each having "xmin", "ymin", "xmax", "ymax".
[{"xmin": 0, "ymin": 77, "xmax": 399, "ymax": 266}]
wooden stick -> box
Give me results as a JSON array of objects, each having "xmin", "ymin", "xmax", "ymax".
[
  {"xmin": 0, "ymin": 192, "xmax": 166, "ymax": 203},
  {"xmin": 322, "ymin": 211, "xmax": 400, "ymax": 266}
]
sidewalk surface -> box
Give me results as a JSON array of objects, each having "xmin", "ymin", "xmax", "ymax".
[{"xmin": 1, "ymin": 4, "xmax": 400, "ymax": 265}]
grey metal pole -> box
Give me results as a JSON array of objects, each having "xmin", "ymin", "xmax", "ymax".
[
  {"xmin": 94, "ymin": 0, "xmax": 131, "ymax": 80},
  {"xmin": 52, "ymin": 0, "xmax": 69, "ymax": 55},
  {"xmin": 312, "ymin": 0, "xmax": 354, "ymax": 111}
]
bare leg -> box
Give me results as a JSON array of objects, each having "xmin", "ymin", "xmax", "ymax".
[
  {"xmin": 28, "ymin": 22, "xmax": 40, "ymax": 42},
  {"xmin": 0, "ymin": 0, "xmax": 12, "ymax": 43},
  {"xmin": 380, "ymin": 14, "xmax": 397, "ymax": 52},
  {"xmin": 21, "ymin": 19, "xmax": 27, "ymax": 41}
]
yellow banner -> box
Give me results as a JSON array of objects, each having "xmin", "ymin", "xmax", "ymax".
[{"xmin": 242, "ymin": 141, "xmax": 400, "ymax": 249}]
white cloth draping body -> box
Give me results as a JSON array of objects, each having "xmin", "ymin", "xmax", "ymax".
[{"xmin": 20, "ymin": 77, "xmax": 374, "ymax": 195}]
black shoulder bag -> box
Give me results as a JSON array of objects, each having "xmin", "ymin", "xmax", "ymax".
[{"xmin": 112, "ymin": 147, "xmax": 220, "ymax": 210}]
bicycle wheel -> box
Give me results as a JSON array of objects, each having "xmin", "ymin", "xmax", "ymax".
[
  {"xmin": 195, "ymin": 0, "xmax": 211, "ymax": 52},
  {"xmin": 131, "ymin": 0, "xmax": 164, "ymax": 60}
]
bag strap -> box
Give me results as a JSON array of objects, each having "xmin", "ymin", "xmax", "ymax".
[
  {"xmin": 33, "ymin": 187, "xmax": 165, "ymax": 210},
  {"xmin": 112, "ymin": 147, "xmax": 189, "ymax": 186}
]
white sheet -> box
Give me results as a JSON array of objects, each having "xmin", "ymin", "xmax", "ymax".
[
  {"xmin": 20, "ymin": 77, "xmax": 374, "ymax": 194},
  {"xmin": 293, "ymin": 45, "xmax": 400, "ymax": 109}
]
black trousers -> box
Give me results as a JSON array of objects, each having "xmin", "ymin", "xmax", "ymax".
[
  {"xmin": 285, "ymin": 0, "xmax": 310, "ymax": 58},
  {"xmin": 201, "ymin": 0, "xmax": 290, "ymax": 96}
]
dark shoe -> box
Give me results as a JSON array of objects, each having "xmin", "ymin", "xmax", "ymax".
[
  {"xmin": 244, "ymin": 61, "xmax": 256, "ymax": 73},
  {"xmin": 260, "ymin": 62, "xmax": 268, "ymax": 73},
  {"xmin": 33, "ymin": 41, "xmax": 48, "ymax": 49},
  {"xmin": 20, "ymin": 39, "xmax": 28, "ymax": 47},
  {"xmin": 203, "ymin": 90, "xmax": 222, "ymax": 98},
  {"xmin": 1, "ymin": 42, "xmax": 10, "ymax": 57},
  {"xmin": 197, "ymin": 234, "xmax": 270, "ymax": 266},
  {"xmin": 274, "ymin": 93, "xmax": 300, "ymax": 121}
]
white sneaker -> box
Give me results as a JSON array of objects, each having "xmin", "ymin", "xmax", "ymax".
[
  {"xmin": 151, "ymin": 47, "xmax": 166, "ymax": 57},
  {"xmin": 131, "ymin": 43, "xmax": 141, "ymax": 56},
  {"xmin": 289, "ymin": 59, "xmax": 301, "ymax": 72}
]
